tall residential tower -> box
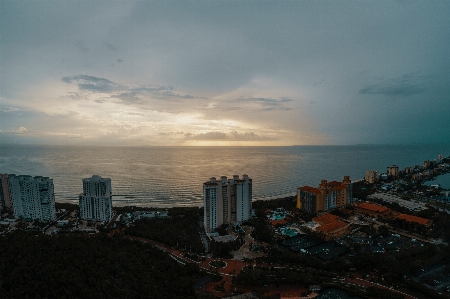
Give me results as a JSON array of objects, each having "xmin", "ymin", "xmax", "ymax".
[
  {"xmin": 79, "ymin": 175, "xmax": 112, "ymax": 222},
  {"xmin": 0, "ymin": 174, "xmax": 56, "ymax": 221},
  {"xmin": 203, "ymin": 174, "xmax": 252, "ymax": 233}
]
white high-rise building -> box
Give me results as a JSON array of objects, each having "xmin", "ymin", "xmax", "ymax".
[
  {"xmin": 203, "ymin": 174, "xmax": 252, "ymax": 233},
  {"xmin": 3, "ymin": 174, "xmax": 56, "ymax": 222},
  {"xmin": 79, "ymin": 175, "xmax": 112, "ymax": 222}
]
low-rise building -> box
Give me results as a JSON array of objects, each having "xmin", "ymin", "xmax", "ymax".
[
  {"xmin": 396, "ymin": 214, "xmax": 432, "ymax": 227},
  {"xmin": 354, "ymin": 202, "xmax": 390, "ymax": 218},
  {"xmin": 132, "ymin": 210, "xmax": 168, "ymax": 220},
  {"xmin": 57, "ymin": 220, "xmax": 70, "ymax": 227},
  {"xmin": 312, "ymin": 213, "xmax": 339, "ymax": 226},
  {"xmin": 316, "ymin": 220, "xmax": 349, "ymax": 241},
  {"xmin": 368, "ymin": 193, "xmax": 427, "ymax": 211}
]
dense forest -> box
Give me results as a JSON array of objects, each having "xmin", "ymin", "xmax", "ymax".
[
  {"xmin": 123, "ymin": 207, "xmax": 205, "ymax": 254},
  {"xmin": 0, "ymin": 233, "xmax": 204, "ymax": 299}
]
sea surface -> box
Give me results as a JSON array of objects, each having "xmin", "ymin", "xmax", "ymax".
[
  {"xmin": 0, "ymin": 144, "xmax": 448, "ymax": 207},
  {"xmin": 424, "ymin": 173, "xmax": 450, "ymax": 190}
]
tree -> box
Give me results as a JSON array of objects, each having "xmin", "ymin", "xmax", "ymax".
[{"xmin": 377, "ymin": 225, "xmax": 390, "ymax": 236}]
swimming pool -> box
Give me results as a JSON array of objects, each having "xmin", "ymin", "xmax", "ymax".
[
  {"xmin": 269, "ymin": 211, "xmax": 289, "ymax": 220},
  {"xmin": 281, "ymin": 227, "xmax": 298, "ymax": 237},
  {"xmin": 270, "ymin": 213, "xmax": 286, "ymax": 220}
]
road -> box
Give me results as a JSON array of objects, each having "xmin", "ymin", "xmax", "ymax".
[
  {"xmin": 198, "ymin": 219, "xmax": 210, "ymax": 253},
  {"xmin": 127, "ymin": 235, "xmax": 419, "ymax": 298}
]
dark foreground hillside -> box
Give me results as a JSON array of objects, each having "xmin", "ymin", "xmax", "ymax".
[{"xmin": 0, "ymin": 233, "xmax": 201, "ymax": 299}]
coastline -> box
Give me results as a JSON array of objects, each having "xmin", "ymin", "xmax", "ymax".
[{"xmin": 55, "ymin": 192, "xmax": 298, "ymax": 208}]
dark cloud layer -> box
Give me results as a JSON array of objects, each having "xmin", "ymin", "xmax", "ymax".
[
  {"xmin": 62, "ymin": 75, "xmax": 120, "ymax": 93},
  {"xmin": 359, "ymin": 75, "xmax": 426, "ymax": 97},
  {"xmin": 359, "ymin": 85, "xmax": 424, "ymax": 97},
  {"xmin": 62, "ymin": 75, "xmax": 204, "ymax": 104}
]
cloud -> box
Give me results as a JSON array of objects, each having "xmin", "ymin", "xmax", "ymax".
[
  {"xmin": 0, "ymin": 107, "xmax": 21, "ymax": 113},
  {"xmin": 158, "ymin": 90, "xmax": 196, "ymax": 99},
  {"xmin": 62, "ymin": 75, "xmax": 204, "ymax": 103},
  {"xmin": 184, "ymin": 131, "xmax": 276, "ymax": 141},
  {"xmin": 0, "ymin": 126, "xmax": 28, "ymax": 134},
  {"xmin": 110, "ymin": 92, "xmax": 142, "ymax": 104},
  {"xmin": 200, "ymin": 104, "xmax": 242, "ymax": 112},
  {"xmin": 43, "ymin": 132, "xmax": 85, "ymax": 138},
  {"xmin": 131, "ymin": 86, "xmax": 204, "ymax": 100},
  {"xmin": 359, "ymin": 75, "xmax": 426, "ymax": 97},
  {"xmin": 65, "ymin": 92, "xmax": 88, "ymax": 101},
  {"xmin": 237, "ymin": 97, "xmax": 292, "ymax": 110},
  {"xmin": 158, "ymin": 131, "xmax": 184, "ymax": 136},
  {"xmin": 62, "ymin": 75, "xmax": 120, "ymax": 93}
]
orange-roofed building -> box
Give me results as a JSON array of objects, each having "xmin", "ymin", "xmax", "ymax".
[
  {"xmin": 312, "ymin": 213, "xmax": 339, "ymax": 225},
  {"xmin": 297, "ymin": 176, "xmax": 352, "ymax": 214},
  {"xmin": 316, "ymin": 220, "xmax": 349, "ymax": 241},
  {"xmin": 354, "ymin": 202, "xmax": 390, "ymax": 218},
  {"xmin": 397, "ymin": 214, "xmax": 432, "ymax": 227},
  {"xmin": 270, "ymin": 218, "xmax": 289, "ymax": 226}
]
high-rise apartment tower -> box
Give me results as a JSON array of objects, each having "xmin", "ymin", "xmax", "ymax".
[
  {"xmin": 297, "ymin": 176, "xmax": 352, "ymax": 214},
  {"xmin": 203, "ymin": 174, "xmax": 252, "ymax": 233},
  {"xmin": 0, "ymin": 174, "xmax": 56, "ymax": 221},
  {"xmin": 365, "ymin": 170, "xmax": 379, "ymax": 184},
  {"xmin": 79, "ymin": 175, "xmax": 112, "ymax": 222}
]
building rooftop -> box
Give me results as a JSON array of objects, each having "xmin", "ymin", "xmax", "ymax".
[
  {"xmin": 397, "ymin": 214, "xmax": 431, "ymax": 226},
  {"xmin": 356, "ymin": 202, "xmax": 389, "ymax": 213},
  {"xmin": 298, "ymin": 186, "xmax": 321, "ymax": 194},
  {"xmin": 312, "ymin": 213, "xmax": 339, "ymax": 225},
  {"xmin": 270, "ymin": 218, "xmax": 289, "ymax": 226},
  {"xmin": 316, "ymin": 220, "xmax": 348, "ymax": 233}
]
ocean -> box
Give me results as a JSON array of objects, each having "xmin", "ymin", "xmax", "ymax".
[{"xmin": 0, "ymin": 144, "xmax": 448, "ymax": 207}]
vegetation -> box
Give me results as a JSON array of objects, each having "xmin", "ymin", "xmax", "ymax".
[
  {"xmin": 246, "ymin": 216, "xmax": 274, "ymax": 244},
  {"xmin": 7, "ymin": 182, "xmax": 448, "ymax": 299},
  {"xmin": 0, "ymin": 233, "xmax": 204, "ymax": 299},
  {"xmin": 209, "ymin": 260, "xmax": 226, "ymax": 268},
  {"xmin": 124, "ymin": 207, "xmax": 205, "ymax": 254},
  {"xmin": 210, "ymin": 237, "xmax": 242, "ymax": 258},
  {"xmin": 365, "ymin": 287, "xmax": 404, "ymax": 299},
  {"xmin": 243, "ymin": 197, "xmax": 298, "ymax": 244},
  {"xmin": 234, "ymin": 266, "xmax": 313, "ymax": 287},
  {"xmin": 55, "ymin": 202, "xmax": 79, "ymax": 211},
  {"xmin": 215, "ymin": 223, "xmax": 229, "ymax": 236}
]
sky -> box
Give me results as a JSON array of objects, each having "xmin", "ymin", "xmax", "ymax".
[{"xmin": 1, "ymin": 1, "xmax": 449, "ymax": 146}]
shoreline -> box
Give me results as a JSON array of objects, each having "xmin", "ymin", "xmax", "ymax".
[{"xmin": 55, "ymin": 192, "xmax": 297, "ymax": 208}]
